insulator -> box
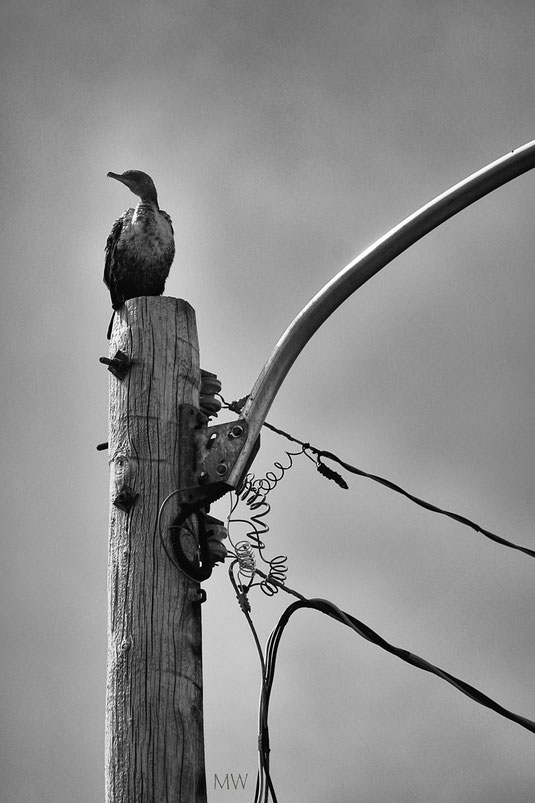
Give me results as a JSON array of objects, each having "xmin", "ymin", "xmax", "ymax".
[
  {"xmin": 206, "ymin": 522, "xmax": 228, "ymax": 564},
  {"xmin": 199, "ymin": 369, "xmax": 223, "ymax": 418}
]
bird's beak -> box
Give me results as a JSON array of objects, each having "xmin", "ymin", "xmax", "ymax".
[{"xmin": 107, "ymin": 171, "xmax": 126, "ymax": 184}]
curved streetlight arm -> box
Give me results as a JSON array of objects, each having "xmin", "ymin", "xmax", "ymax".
[{"xmin": 226, "ymin": 139, "xmax": 535, "ymax": 490}]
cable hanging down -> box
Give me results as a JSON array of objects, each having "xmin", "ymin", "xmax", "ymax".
[
  {"xmin": 260, "ymin": 577, "xmax": 535, "ymax": 737},
  {"xmin": 232, "ymin": 568, "xmax": 535, "ymax": 803}
]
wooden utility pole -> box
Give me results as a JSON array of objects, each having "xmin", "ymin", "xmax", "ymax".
[{"xmin": 104, "ymin": 296, "xmax": 207, "ymax": 803}]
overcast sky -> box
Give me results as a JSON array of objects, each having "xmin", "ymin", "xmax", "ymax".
[{"xmin": 2, "ymin": 1, "xmax": 535, "ymax": 801}]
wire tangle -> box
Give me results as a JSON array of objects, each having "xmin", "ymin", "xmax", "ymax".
[{"xmin": 225, "ymin": 440, "xmax": 303, "ymax": 595}]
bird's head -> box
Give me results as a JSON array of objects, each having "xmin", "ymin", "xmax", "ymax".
[{"xmin": 107, "ymin": 170, "xmax": 158, "ymax": 205}]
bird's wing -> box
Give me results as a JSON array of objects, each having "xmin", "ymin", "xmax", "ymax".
[
  {"xmin": 160, "ymin": 209, "xmax": 174, "ymax": 236},
  {"xmin": 104, "ymin": 213, "xmax": 129, "ymax": 309}
]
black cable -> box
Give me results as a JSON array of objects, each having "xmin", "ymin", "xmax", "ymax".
[
  {"xmin": 316, "ymin": 448, "xmax": 535, "ymax": 559},
  {"xmin": 262, "ymin": 420, "xmax": 311, "ymax": 449},
  {"xmin": 220, "ymin": 394, "xmax": 535, "ymax": 560},
  {"xmin": 234, "ymin": 570, "xmax": 535, "ymax": 803},
  {"xmin": 257, "ymin": 593, "xmax": 535, "ymax": 799},
  {"xmin": 228, "ymin": 561, "xmax": 278, "ymax": 803},
  {"xmin": 228, "ymin": 561, "xmax": 266, "ymax": 678},
  {"xmin": 261, "ymin": 592, "xmax": 535, "ymax": 751},
  {"xmin": 263, "ymin": 418, "xmax": 535, "ymax": 561}
]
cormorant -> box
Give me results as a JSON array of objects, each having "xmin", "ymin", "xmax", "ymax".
[{"xmin": 104, "ymin": 170, "xmax": 175, "ymax": 338}]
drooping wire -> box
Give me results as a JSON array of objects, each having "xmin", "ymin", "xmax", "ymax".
[
  {"xmin": 231, "ymin": 566, "xmax": 535, "ymax": 802},
  {"xmin": 228, "ymin": 559, "xmax": 265, "ymax": 672},
  {"xmin": 156, "ymin": 489, "xmax": 184, "ymax": 572},
  {"xmin": 262, "ymin": 588, "xmax": 535, "ymax": 735},
  {"xmin": 228, "ymin": 560, "xmax": 277, "ymax": 803},
  {"xmin": 258, "ymin": 577, "xmax": 535, "ymax": 800},
  {"xmin": 315, "ymin": 448, "xmax": 535, "ymax": 559}
]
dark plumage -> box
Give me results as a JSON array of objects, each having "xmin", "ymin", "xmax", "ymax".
[{"xmin": 104, "ymin": 170, "xmax": 175, "ymax": 338}]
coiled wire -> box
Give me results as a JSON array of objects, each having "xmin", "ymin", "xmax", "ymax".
[
  {"xmin": 226, "ymin": 446, "xmax": 303, "ymax": 595},
  {"xmin": 234, "ymin": 541, "xmax": 256, "ymax": 579}
]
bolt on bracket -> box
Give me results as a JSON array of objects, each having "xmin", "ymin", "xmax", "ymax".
[{"xmin": 177, "ymin": 404, "xmax": 260, "ymax": 507}]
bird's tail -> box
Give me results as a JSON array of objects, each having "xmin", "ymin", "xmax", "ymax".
[{"xmin": 107, "ymin": 310, "xmax": 115, "ymax": 340}]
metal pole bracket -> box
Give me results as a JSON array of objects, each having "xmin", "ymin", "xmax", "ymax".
[{"xmin": 177, "ymin": 404, "xmax": 260, "ymax": 507}]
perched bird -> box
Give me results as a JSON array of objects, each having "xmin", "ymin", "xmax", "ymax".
[{"xmin": 104, "ymin": 170, "xmax": 175, "ymax": 338}]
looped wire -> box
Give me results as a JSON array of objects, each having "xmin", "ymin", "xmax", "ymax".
[{"xmin": 227, "ymin": 443, "xmax": 306, "ymax": 595}]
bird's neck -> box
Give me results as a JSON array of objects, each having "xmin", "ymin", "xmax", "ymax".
[
  {"xmin": 132, "ymin": 199, "xmax": 160, "ymax": 227},
  {"xmin": 135, "ymin": 199, "xmax": 160, "ymax": 217},
  {"xmin": 138, "ymin": 188, "xmax": 159, "ymax": 207}
]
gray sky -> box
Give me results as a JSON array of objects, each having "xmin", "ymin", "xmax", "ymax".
[{"xmin": 2, "ymin": 1, "xmax": 535, "ymax": 801}]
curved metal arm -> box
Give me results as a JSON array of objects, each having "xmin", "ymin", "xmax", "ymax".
[{"xmin": 227, "ymin": 139, "xmax": 535, "ymax": 489}]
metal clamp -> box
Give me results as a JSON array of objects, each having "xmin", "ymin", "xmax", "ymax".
[{"xmin": 177, "ymin": 404, "xmax": 260, "ymax": 508}]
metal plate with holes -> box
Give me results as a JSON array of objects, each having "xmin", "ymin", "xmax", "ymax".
[{"xmin": 177, "ymin": 404, "xmax": 259, "ymax": 506}]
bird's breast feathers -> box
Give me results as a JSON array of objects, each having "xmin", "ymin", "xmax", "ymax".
[{"xmin": 118, "ymin": 205, "xmax": 174, "ymax": 263}]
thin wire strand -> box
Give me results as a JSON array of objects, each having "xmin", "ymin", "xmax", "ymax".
[
  {"xmin": 260, "ymin": 419, "xmax": 535, "ymax": 560},
  {"xmin": 221, "ymin": 396, "xmax": 535, "ymax": 559},
  {"xmin": 156, "ymin": 489, "xmax": 183, "ymax": 571},
  {"xmin": 228, "ymin": 561, "xmax": 276, "ymax": 803},
  {"xmin": 318, "ymin": 448, "xmax": 535, "ymax": 559},
  {"xmin": 225, "ymin": 439, "xmax": 304, "ymax": 595}
]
